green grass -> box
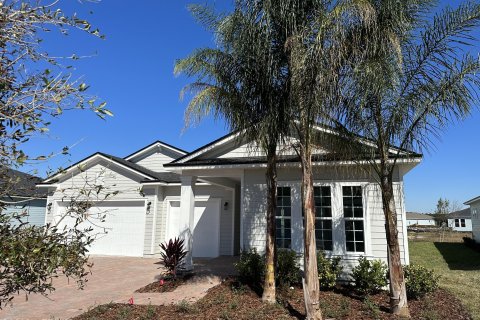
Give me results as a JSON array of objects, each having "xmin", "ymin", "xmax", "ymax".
[{"xmin": 409, "ymin": 241, "xmax": 480, "ymax": 319}]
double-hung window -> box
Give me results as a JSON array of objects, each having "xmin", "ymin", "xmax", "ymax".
[
  {"xmin": 455, "ymin": 219, "xmax": 460, "ymax": 227},
  {"xmin": 276, "ymin": 186, "xmax": 292, "ymax": 249},
  {"xmin": 343, "ymin": 186, "xmax": 365, "ymax": 252},
  {"xmin": 461, "ymin": 219, "xmax": 466, "ymax": 227},
  {"xmin": 314, "ymin": 186, "xmax": 333, "ymax": 251}
]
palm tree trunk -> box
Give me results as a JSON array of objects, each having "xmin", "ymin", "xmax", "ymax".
[
  {"xmin": 380, "ymin": 171, "xmax": 410, "ymax": 317},
  {"xmin": 301, "ymin": 145, "xmax": 323, "ymax": 320},
  {"xmin": 262, "ymin": 146, "xmax": 277, "ymax": 303}
]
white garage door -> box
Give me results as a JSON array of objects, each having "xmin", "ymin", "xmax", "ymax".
[
  {"xmin": 167, "ymin": 198, "xmax": 220, "ymax": 258},
  {"xmin": 54, "ymin": 201, "xmax": 146, "ymax": 257}
]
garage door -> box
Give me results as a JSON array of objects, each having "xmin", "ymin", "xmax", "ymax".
[
  {"xmin": 167, "ymin": 198, "xmax": 220, "ymax": 258},
  {"xmin": 54, "ymin": 201, "xmax": 146, "ymax": 257}
]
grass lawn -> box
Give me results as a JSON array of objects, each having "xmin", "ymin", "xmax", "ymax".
[{"xmin": 409, "ymin": 241, "xmax": 480, "ymax": 319}]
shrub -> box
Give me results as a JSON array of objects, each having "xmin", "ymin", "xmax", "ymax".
[
  {"xmin": 351, "ymin": 257, "xmax": 388, "ymax": 295},
  {"xmin": 403, "ymin": 264, "xmax": 439, "ymax": 299},
  {"xmin": 276, "ymin": 249, "xmax": 301, "ymax": 287},
  {"xmin": 159, "ymin": 237, "xmax": 188, "ymax": 279},
  {"xmin": 317, "ymin": 251, "xmax": 343, "ymax": 290},
  {"xmin": 234, "ymin": 249, "xmax": 264, "ymax": 286}
]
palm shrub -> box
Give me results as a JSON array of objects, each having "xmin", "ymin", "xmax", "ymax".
[
  {"xmin": 317, "ymin": 251, "xmax": 343, "ymax": 290},
  {"xmin": 159, "ymin": 238, "xmax": 188, "ymax": 279},
  {"xmin": 351, "ymin": 257, "xmax": 388, "ymax": 295},
  {"xmin": 403, "ymin": 264, "xmax": 439, "ymax": 299},
  {"xmin": 276, "ymin": 249, "xmax": 301, "ymax": 287}
]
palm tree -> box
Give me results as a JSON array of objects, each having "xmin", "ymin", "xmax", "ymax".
[
  {"xmin": 174, "ymin": 1, "xmax": 290, "ymax": 303},
  {"xmin": 327, "ymin": 0, "xmax": 480, "ymax": 316}
]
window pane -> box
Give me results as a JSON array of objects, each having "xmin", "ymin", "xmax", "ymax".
[
  {"xmin": 354, "ymin": 207, "xmax": 363, "ymax": 218},
  {"xmin": 276, "ymin": 186, "xmax": 292, "ymax": 249},
  {"xmin": 343, "ymin": 186, "xmax": 352, "ymax": 196},
  {"xmin": 346, "ymin": 241, "xmax": 355, "ymax": 252},
  {"xmin": 344, "ymin": 207, "xmax": 353, "ymax": 218}
]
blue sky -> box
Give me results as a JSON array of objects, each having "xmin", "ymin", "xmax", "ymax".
[{"xmin": 22, "ymin": 1, "xmax": 479, "ymax": 213}]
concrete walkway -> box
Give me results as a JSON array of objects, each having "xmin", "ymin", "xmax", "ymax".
[{"xmin": 0, "ymin": 256, "xmax": 237, "ymax": 320}]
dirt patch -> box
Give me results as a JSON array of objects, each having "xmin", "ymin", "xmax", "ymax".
[
  {"xmin": 74, "ymin": 279, "xmax": 472, "ymax": 320},
  {"xmin": 135, "ymin": 273, "xmax": 195, "ymax": 293}
]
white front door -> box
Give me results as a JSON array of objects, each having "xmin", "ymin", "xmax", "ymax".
[
  {"xmin": 54, "ymin": 200, "xmax": 146, "ymax": 257},
  {"xmin": 167, "ymin": 198, "xmax": 220, "ymax": 258}
]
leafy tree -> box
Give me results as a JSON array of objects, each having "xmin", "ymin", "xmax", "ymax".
[
  {"xmin": 0, "ymin": 0, "xmax": 112, "ymax": 306},
  {"xmin": 175, "ymin": 1, "xmax": 290, "ymax": 303},
  {"xmin": 330, "ymin": 0, "xmax": 480, "ymax": 316}
]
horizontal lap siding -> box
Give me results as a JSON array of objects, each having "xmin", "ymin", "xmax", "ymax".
[
  {"xmin": 47, "ymin": 160, "xmax": 153, "ymax": 256},
  {"xmin": 472, "ymin": 202, "xmax": 480, "ymax": 242},
  {"xmin": 3, "ymin": 198, "xmax": 46, "ymax": 227},
  {"xmin": 155, "ymin": 185, "xmax": 234, "ymax": 256},
  {"xmin": 135, "ymin": 152, "xmax": 177, "ymax": 173},
  {"xmin": 242, "ymin": 167, "xmax": 408, "ymax": 268}
]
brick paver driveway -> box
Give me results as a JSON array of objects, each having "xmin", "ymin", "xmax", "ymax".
[{"xmin": 0, "ymin": 256, "xmax": 237, "ymax": 320}]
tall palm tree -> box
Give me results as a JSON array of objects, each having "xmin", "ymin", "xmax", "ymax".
[
  {"xmin": 174, "ymin": 1, "xmax": 290, "ymax": 303},
  {"xmin": 328, "ymin": 0, "xmax": 480, "ymax": 316}
]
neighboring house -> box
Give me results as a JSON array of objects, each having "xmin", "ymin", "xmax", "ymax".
[
  {"xmin": 465, "ymin": 196, "xmax": 480, "ymax": 241},
  {"xmin": 38, "ymin": 127, "xmax": 421, "ymax": 272},
  {"xmin": 406, "ymin": 212, "xmax": 435, "ymax": 227},
  {"xmin": 1, "ymin": 169, "xmax": 47, "ymax": 226},
  {"xmin": 447, "ymin": 208, "xmax": 472, "ymax": 232}
]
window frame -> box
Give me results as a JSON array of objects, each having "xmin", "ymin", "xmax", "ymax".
[
  {"xmin": 342, "ymin": 184, "xmax": 366, "ymax": 254},
  {"xmin": 312, "ymin": 185, "xmax": 334, "ymax": 251},
  {"xmin": 460, "ymin": 219, "xmax": 466, "ymax": 228},
  {"xmin": 275, "ymin": 186, "xmax": 292, "ymax": 249}
]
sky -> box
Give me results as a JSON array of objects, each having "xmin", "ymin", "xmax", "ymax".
[{"xmin": 20, "ymin": 0, "xmax": 480, "ymax": 214}]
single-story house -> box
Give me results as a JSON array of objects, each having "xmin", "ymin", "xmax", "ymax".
[
  {"xmin": 406, "ymin": 212, "xmax": 435, "ymax": 227},
  {"xmin": 38, "ymin": 127, "xmax": 421, "ymax": 271},
  {"xmin": 1, "ymin": 169, "xmax": 47, "ymax": 227},
  {"xmin": 447, "ymin": 208, "xmax": 472, "ymax": 232},
  {"xmin": 465, "ymin": 196, "xmax": 480, "ymax": 241}
]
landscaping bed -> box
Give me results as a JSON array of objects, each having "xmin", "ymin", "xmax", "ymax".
[
  {"xmin": 135, "ymin": 273, "xmax": 195, "ymax": 293},
  {"xmin": 74, "ymin": 278, "xmax": 472, "ymax": 320}
]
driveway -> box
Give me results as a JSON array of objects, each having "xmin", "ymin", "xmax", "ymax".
[{"xmin": 0, "ymin": 256, "xmax": 237, "ymax": 320}]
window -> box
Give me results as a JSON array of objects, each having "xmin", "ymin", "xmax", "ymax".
[
  {"xmin": 276, "ymin": 186, "xmax": 291, "ymax": 249},
  {"xmin": 455, "ymin": 219, "xmax": 460, "ymax": 227},
  {"xmin": 343, "ymin": 186, "xmax": 365, "ymax": 252},
  {"xmin": 461, "ymin": 219, "xmax": 466, "ymax": 228},
  {"xmin": 314, "ymin": 186, "xmax": 333, "ymax": 251}
]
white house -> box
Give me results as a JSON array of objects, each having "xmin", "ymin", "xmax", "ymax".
[
  {"xmin": 447, "ymin": 208, "xmax": 472, "ymax": 232},
  {"xmin": 465, "ymin": 196, "xmax": 480, "ymax": 241},
  {"xmin": 406, "ymin": 212, "xmax": 435, "ymax": 227},
  {"xmin": 38, "ymin": 127, "xmax": 421, "ymax": 271}
]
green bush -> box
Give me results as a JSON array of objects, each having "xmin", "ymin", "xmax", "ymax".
[
  {"xmin": 317, "ymin": 251, "xmax": 343, "ymax": 290},
  {"xmin": 351, "ymin": 257, "xmax": 388, "ymax": 295},
  {"xmin": 234, "ymin": 249, "xmax": 264, "ymax": 286},
  {"xmin": 276, "ymin": 249, "xmax": 301, "ymax": 287},
  {"xmin": 403, "ymin": 264, "xmax": 439, "ymax": 299}
]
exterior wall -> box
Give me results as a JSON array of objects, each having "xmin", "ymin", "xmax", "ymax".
[
  {"xmin": 45, "ymin": 159, "xmax": 155, "ymax": 257},
  {"xmin": 447, "ymin": 218, "xmax": 473, "ymax": 232},
  {"xmin": 241, "ymin": 166, "xmax": 409, "ymax": 273},
  {"xmin": 3, "ymin": 197, "xmax": 46, "ymax": 227},
  {"xmin": 471, "ymin": 200, "xmax": 480, "ymax": 242},
  {"xmin": 406, "ymin": 219, "xmax": 435, "ymax": 226},
  {"xmin": 155, "ymin": 184, "xmax": 235, "ymax": 256},
  {"xmin": 133, "ymin": 150, "xmax": 178, "ymax": 172}
]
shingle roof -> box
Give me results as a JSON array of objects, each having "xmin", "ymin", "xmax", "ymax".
[
  {"xmin": 448, "ymin": 208, "xmax": 471, "ymax": 219},
  {"xmin": 0, "ymin": 169, "xmax": 47, "ymax": 198},
  {"xmin": 406, "ymin": 212, "xmax": 434, "ymax": 220}
]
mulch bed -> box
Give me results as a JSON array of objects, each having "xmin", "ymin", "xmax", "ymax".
[
  {"xmin": 74, "ymin": 278, "xmax": 472, "ymax": 320},
  {"xmin": 135, "ymin": 273, "xmax": 195, "ymax": 293}
]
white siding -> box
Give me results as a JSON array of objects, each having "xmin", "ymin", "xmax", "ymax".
[
  {"xmin": 203, "ymin": 136, "xmax": 327, "ymax": 159},
  {"xmin": 241, "ymin": 166, "xmax": 409, "ymax": 273},
  {"xmin": 406, "ymin": 219, "xmax": 436, "ymax": 226},
  {"xmin": 154, "ymin": 185, "xmax": 234, "ymax": 256},
  {"xmin": 134, "ymin": 151, "xmax": 177, "ymax": 172},
  {"xmin": 46, "ymin": 159, "xmax": 155, "ymax": 256},
  {"xmin": 447, "ymin": 218, "xmax": 473, "ymax": 232},
  {"xmin": 472, "ymin": 201, "xmax": 480, "ymax": 242}
]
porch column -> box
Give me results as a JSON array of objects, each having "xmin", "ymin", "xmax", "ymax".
[{"xmin": 180, "ymin": 175, "xmax": 197, "ymax": 270}]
